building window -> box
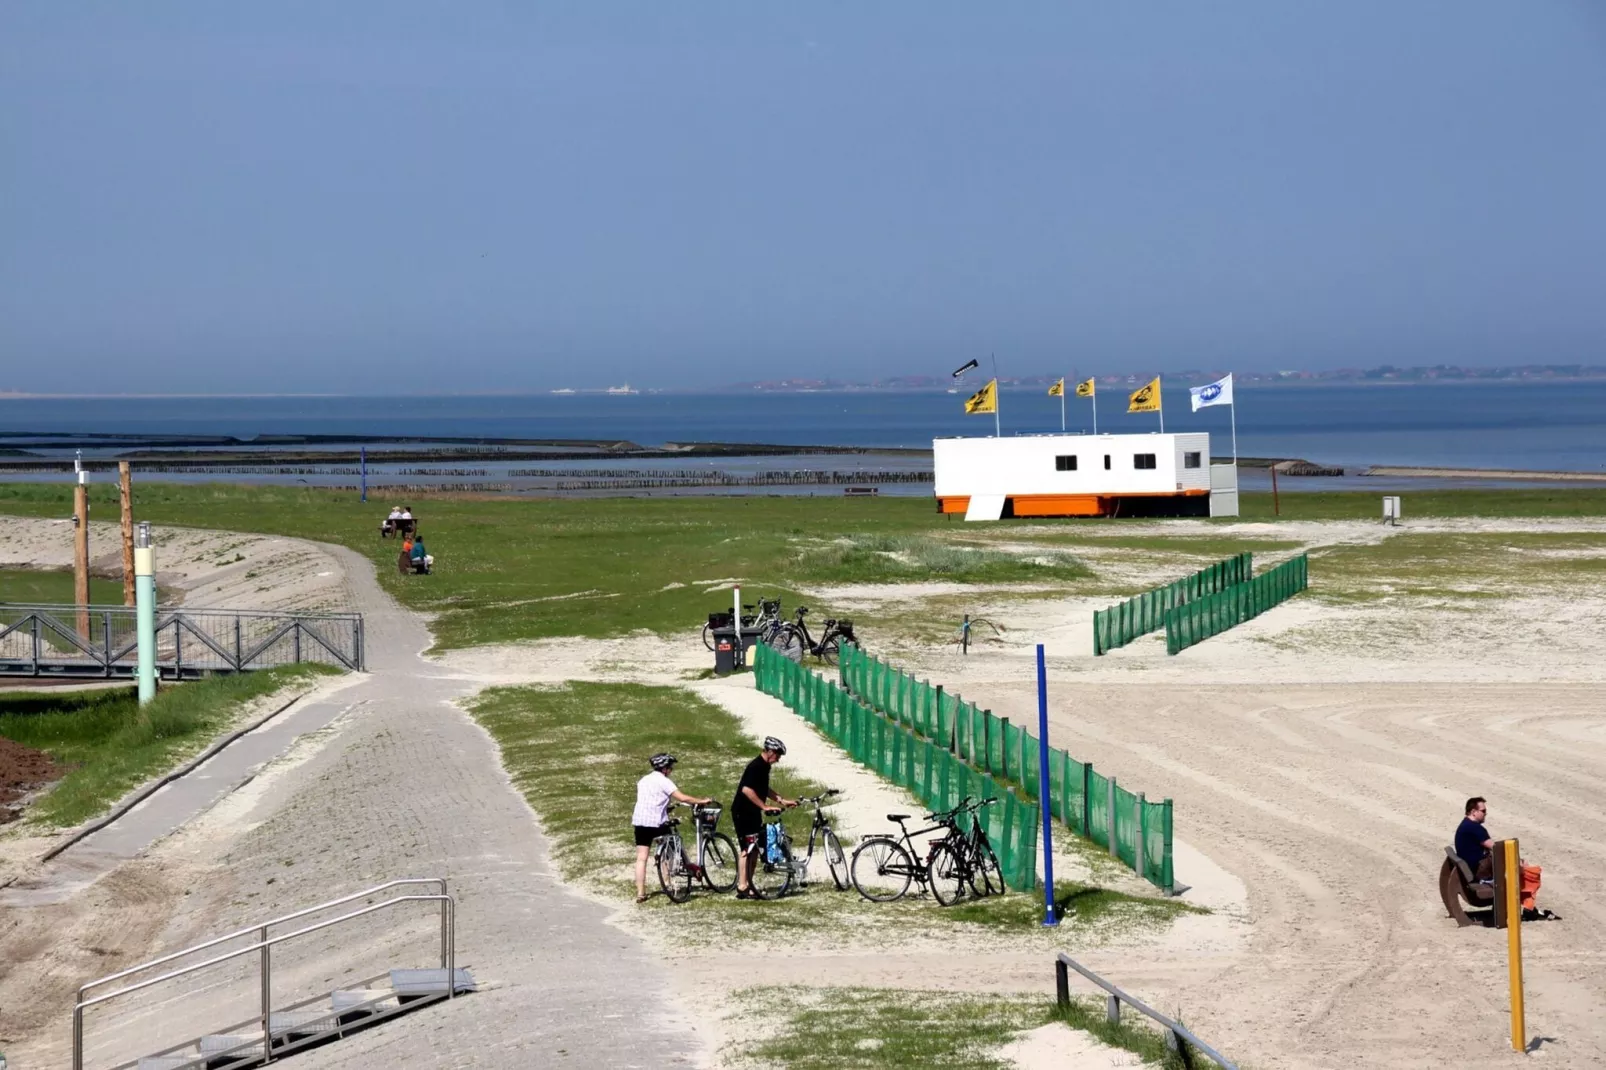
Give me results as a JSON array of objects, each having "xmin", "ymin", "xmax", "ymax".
[
  {"xmin": 1134, "ymin": 453, "xmax": 1157, "ymax": 470},
  {"xmin": 1055, "ymin": 455, "xmax": 1078, "ymax": 472},
  {"xmin": 1103, "ymin": 455, "xmax": 1112, "ymax": 470},
  {"xmin": 1183, "ymin": 451, "xmax": 1202, "ymax": 469}
]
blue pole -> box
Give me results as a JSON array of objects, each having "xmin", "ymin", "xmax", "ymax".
[
  {"xmin": 1036, "ymin": 643, "xmax": 1058, "ymax": 926},
  {"xmin": 360, "ymin": 447, "xmax": 368, "ymax": 503}
]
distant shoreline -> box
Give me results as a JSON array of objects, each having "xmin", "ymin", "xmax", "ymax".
[{"xmin": 1359, "ymin": 465, "xmax": 1606, "ymax": 483}]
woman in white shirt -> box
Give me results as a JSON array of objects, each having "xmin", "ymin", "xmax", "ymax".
[{"xmin": 633, "ymin": 753, "xmax": 713, "ymax": 903}]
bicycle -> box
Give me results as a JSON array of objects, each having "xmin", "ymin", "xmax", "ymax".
[
  {"xmin": 702, "ymin": 598, "xmax": 783, "ymax": 651},
  {"xmin": 951, "ymin": 797, "xmax": 1004, "ymax": 897},
  {"xmin": 848, "ymin": 804, "xmax": 972, "ymax": 906},
  {"xmin": 736, "ymin": 790, "xmax": 849, "ymax": 899},
  {"xmin": 654, "ymin": 803, "xmax": 739, "ymax": 903},
  {"xmin": 769, "ymin": 606, "xmax": 857, "ymax": 666}
]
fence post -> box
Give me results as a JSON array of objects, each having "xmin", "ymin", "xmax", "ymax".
[
  {"xmin": 1163, "ymin": 798, "xmax": 1175, "ymax": 895},
  {"xmin": 998, "ymin": 716, "xmax": 1009, "ymax": 779},
  {"xmin": 102, "ymin": 611, "xmax": 112, "ymax": 678},
  {"xmin": 1082, "ymin": 762, "xmax": 1092, "ymax": 840},
  {"xmin": 1055, "ymin": 957, "xmax": 1070, "ymax": 1009},
  {"xmin": 1134, "ymin": 792, "xmax": 1146, "ymax": 879},
  {"xmin": 1107, "ymin": 775, "xmax": 1118, "ymax": 858},
  {"xmin": 235, "ymin": 617, "xmax": 244, "ymax": 671},
  {"xmin": 259, "ymin": 924, "xmax": 272, "ymax": 1063},
  {"xmin": 293, "ymin": 622, "xmax": 302, "ymax": 664}
]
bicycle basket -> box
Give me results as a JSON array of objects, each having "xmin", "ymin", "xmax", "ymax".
[{"xmin": 695, "ymin": 804, "xmax": 722, "ymax": 829}]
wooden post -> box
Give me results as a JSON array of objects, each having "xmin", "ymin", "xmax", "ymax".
[
  {"xmin": 1271, "ymin": 463, "xmax": 1281, "ymax": 517},
  {"xmin": 74, "ymin": 481, "xmax": 91, "ymax": 639},
  {"xmin": 119, "ymin": 462, "xmax": 135, "ymax": 607},
  {"xmin": 1496, "ymin": 838, "xmax": 1526, "ymax": 1051}
]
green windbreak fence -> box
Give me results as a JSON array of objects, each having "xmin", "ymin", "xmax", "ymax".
[
  {"xmin": 1093, "ymin": 552, "xmax": 1253, "ymax": 655},
  {"xmin": 836, "ymin": 642, "xmax": 1174, "ymax": 893},
  {"xmin": 1165, "ymin": 553, "xmax": 1309, "ymax": 655},
  {"xmin": 753, "ymin": 641, "xmax": 1041, "ymax": 891}
]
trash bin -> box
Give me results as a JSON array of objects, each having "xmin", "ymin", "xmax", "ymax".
[{"xmin": 713, "ymin": 626, "xmax": 738, "ymax": 676}]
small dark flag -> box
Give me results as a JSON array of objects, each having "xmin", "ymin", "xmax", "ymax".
[{"xmin": 951, "ymin": 359, "xmax": 980, "ymax": 379}]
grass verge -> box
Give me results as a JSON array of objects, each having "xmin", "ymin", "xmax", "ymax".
[
  {"xmin": 730, "ymin": 986, "xmax": 1209, "ymax": 1069},
  {"xmin": 0, "ymin": 664, "xmax": 336, "ymax": 827},
  {"xmin": 468, "ymin": 681, "xmax": 1195, "ymax": 943},
  {"xmin": 0, "ymin": 568, "xmax": 129, "ymax": 605}
]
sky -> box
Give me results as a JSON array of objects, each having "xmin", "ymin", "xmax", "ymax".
[{"xmin": 4, "ymin": 3, "xmax": 1606, "ymax": 394}]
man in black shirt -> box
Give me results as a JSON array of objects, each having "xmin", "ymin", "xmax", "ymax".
[{"xmin": 731, "ymin": 736, "xmax": 795, "ymax": 900}]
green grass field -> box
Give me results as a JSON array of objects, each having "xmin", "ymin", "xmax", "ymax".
[
  {"xmin": 0, "ymin": 568, "xmax": 127, "ymax": 605},
  {"xmin": 4, "ymin": 481, "xmax": 1601, "ymax": 651},
  {"xmin": 0, "ymin": 664, "xmax": 333, "ymax": 827}
]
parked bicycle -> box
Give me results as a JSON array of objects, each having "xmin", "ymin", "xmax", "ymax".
[
  {"xmin": 848, "ymin": 800, "xmax": 979, "ymax": 906},
  {"xmin": 953, "ymin": 797, "xmax": 1004, "ymax": 896},
  {"xmin": 769, "ymin": 606, "xmax": 857, "ymax": 666},
  {"xmin": 702, "ymin": 598, "xmax": 784, "ymax": 651},
  {"xmin": 654, "ymin": 802, "xmax": 739, "ymax": 903}
]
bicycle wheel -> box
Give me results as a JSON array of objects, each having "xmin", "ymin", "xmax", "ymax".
[
  {"xmin": 851, "ymin": 837, "xmax": 914, "ymax": 902},
  {"xmin": 928, "ymin": 841, "xmax": 968, "ymax": 906},
  {"xmin": 975, "ymin": 834, "xmax": 1005, "ymax": 896},
  {"xmin": 656, "ymin": 839, "xmax": 693, "ymax": 903},
  {"xmin": 700, "ymin": 832, "xmax": 738, "ymax": 893},
  {"xmin": 701, "ymin": 622, "xmax": 715, "ymax": 652},
  {"xmin": 823, "ymin": 829, "xmax": 849, "ymax": 891},
  {"xmin": 819, "ymin": 636, "xmax": 841, "ymax": 666},
  {"xmin": 750, "ymin": 833, "xmax": 795, "ymax": 900},
  {"xmin": 770, "ymin": 625, "xmax": 804, "ymax": 663}
]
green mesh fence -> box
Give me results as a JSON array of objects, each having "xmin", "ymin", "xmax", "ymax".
[
  {"xmin": 756, "ymin": 642, "xmax": 1038, "ymax": 891},
  {"xmin": 828, "ymin": 642, "xmax": 1174, "ymax": 894},
  {"xmin": 1164, "ymin": 553, "xmax": 1309, "ymax": 655},
  {"xmin": 1093, "ymin": 552, "xmax": 1254, "ymax": 655}
]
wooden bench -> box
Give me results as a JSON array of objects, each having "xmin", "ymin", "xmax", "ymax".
[{"xmin": 1439, "ymin": 847, "xmax": 1494, "ymax": 927}]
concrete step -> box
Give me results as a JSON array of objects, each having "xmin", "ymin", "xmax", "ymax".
[
  {"xmin": 389, "ymin": 967, "xmax": 475, "ymax": 1002},
  {"xmin": 127, "ymin": 968, "xmax": 475, "ymax": 1070}
]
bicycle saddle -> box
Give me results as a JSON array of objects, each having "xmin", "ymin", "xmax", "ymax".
[{"xmin": 887, "ymin": 813, "xmax": 910, "ymax": 822}]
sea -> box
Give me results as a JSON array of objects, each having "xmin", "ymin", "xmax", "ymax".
[{"xmin": 2, "ymin": 380, "xmax": 1603, "ymax": 493}]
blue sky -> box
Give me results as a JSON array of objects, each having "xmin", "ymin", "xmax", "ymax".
[{"xmin": 4, "ymin": 3, "xmax": 1605, "ymax": 393}]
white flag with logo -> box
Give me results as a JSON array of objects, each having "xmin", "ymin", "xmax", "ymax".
[{"xmin": 1189, "ymin": 374, "xmax": 1233, "ymax": 412}]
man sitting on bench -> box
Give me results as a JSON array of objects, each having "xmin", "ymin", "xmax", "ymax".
[{"xmin": 1456, "ymin": 796, "xmax": 1555, "ymax": 921}]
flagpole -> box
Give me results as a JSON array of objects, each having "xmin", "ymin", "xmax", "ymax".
[
  {"xmin": 1060, "ymin": 378, "xmax": 1066, "ymax": 432},
  {"xmin": 1158, "ymin": 378, "xmax": 1165, "ymax": 434},
  {"xmin": 991, "ymin": 353, "xmax": 1000, "ymax": 438},
  {"xmin": 1092, "ymin": 387, "xmax": 1098, "ymax": 436},
  {"xmin": 1230, "ymin": 374, "xmax": 1238, "ymax": 463}
]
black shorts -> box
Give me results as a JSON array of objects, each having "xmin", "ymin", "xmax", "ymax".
[
  {"xmin": 731, "ymin": 810, "xmax": 762, "ymax": 843},
  {"xmin": 633, "ymin": 824, "xmax": 666, "ymax": 847}
]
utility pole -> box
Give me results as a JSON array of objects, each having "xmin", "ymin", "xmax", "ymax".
[
  {"xmin": 119, "ymin": 462, "xmax": 136, "ymax": 606},
  {"xmin": 73, "ymin": 452, "xmax": 90, "ymax": 639}
]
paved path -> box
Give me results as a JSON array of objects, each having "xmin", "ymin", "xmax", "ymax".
[{"xmin": 19, "ymin": 543, "xmax": 703, "ymax": 1069}]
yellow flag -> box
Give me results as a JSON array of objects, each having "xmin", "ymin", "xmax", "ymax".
[
  {"xmin": 1074, "ymin": 378, "xmax": 1095, "ymax": 398},
  {"xmin": 1127, "ymin": 377, "xmax": 1161, "ymax": 413},
  {"xmin": 1047, "ymin": 378, "xmax": 1064, "ymax": 397},
  {"xmin": 964, "ymin": 378, "xmax": 998, "ymax": 415}
]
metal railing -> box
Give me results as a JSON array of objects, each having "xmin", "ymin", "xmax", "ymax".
[
  {"xmin": 1054, "ymin": 952, "xmax": 1237, "ymax": 1070},
  {"xmin": 0, "ymin": 603, "xmax": 364, "ymax": 677},
  {"xmin": 74, "ymin": 879, "xmax": 452, "ymax": 1070}
]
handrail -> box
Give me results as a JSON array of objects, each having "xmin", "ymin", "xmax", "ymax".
[
  {"xmin": 73, "ymin": 880, "xmax": 453, "ymax": 1070},
  {"xmin": 77, "ymin": 878, "xmax": 446, "ymax": 999},
  {"xmin": 79, "ymin": 896, "xmax": 452, "ymax": 1010},
  {"xmin": 1054, "ymin": 953, "xmax": 1237, "ymax": 1070}
]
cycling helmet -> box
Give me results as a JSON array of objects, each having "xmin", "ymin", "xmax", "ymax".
[
  {"xmin": 650, "ymin": 753, "xmax": 677, "ymax": 771},
  {"xmin": 762, "ymin": 736, "xmax": 787, "ymax": 756}
]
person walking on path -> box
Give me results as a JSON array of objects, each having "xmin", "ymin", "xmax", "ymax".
[
  {"xmin": 731, "ymin": 737, "xmax": 795, "ymax": 900},
  {"xmin": 633, "ymin": 754, "xmax": 713, "ymax": 903}
]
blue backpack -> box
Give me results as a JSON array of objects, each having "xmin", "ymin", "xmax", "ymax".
[{"xmin": 765, "ymin": 822, "xmax": 784, "ymax": 863}]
